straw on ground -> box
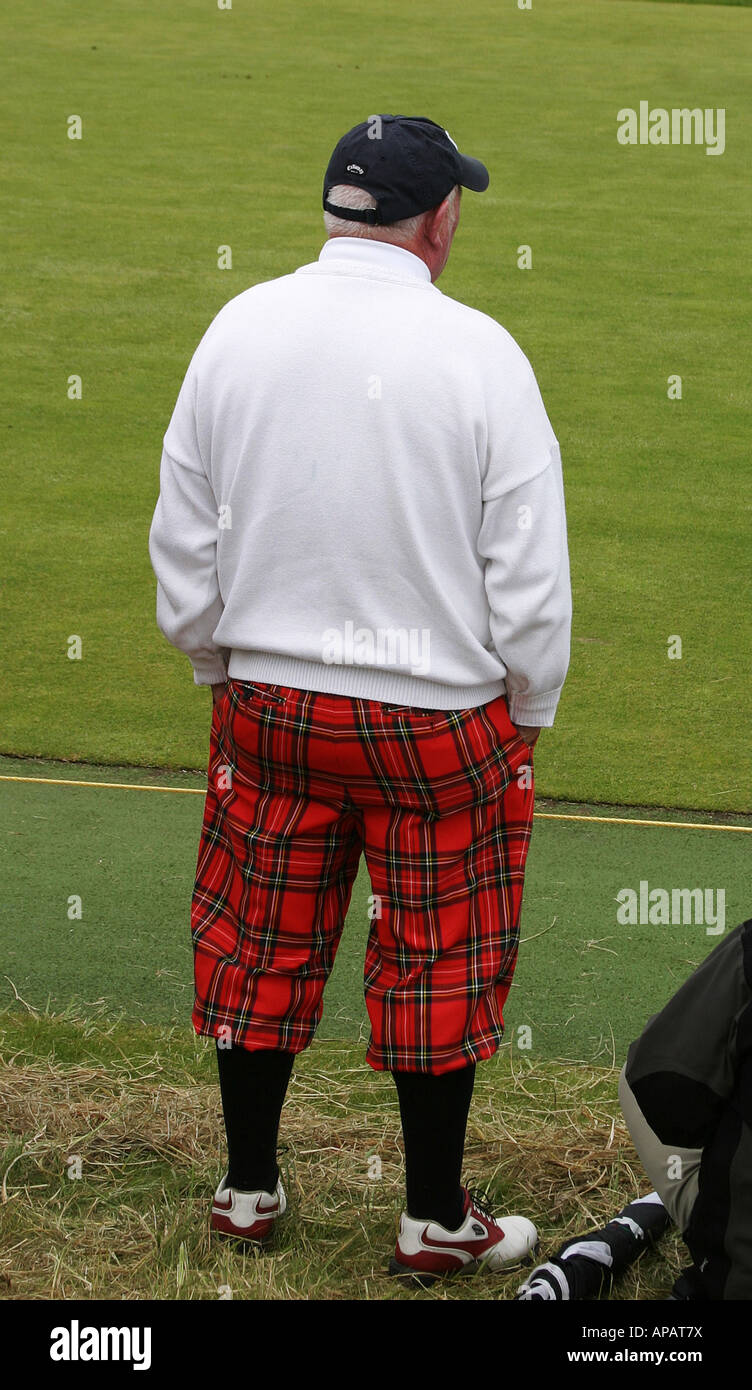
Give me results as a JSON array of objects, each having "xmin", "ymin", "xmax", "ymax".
[{"xmin": 0, "ymin": 1005, "xmax": 684, "ymax": 1301}]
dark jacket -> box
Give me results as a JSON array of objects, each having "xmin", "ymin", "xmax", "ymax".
[{"xmin": 625, "ymin": 918, "xmax": 752, "ymax": 1300}]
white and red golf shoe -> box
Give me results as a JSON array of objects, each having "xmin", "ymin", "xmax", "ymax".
[
  {"xmin": 210, "ymin": 1173, "xmax": 287, "ymax": 1243},
  {"xmin": 390, "ymin": 1188, "xmax": 537, "ymax": 1284}
]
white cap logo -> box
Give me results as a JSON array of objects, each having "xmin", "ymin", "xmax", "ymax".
[
  {"xmin": 346, "ymin": 162, "xmax": 365, "ymax": 175},
  {"xmin": 444, "ymin": 129, "xmax": 459, "ymax": 151}
]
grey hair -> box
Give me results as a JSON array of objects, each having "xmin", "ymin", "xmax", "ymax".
[{"xmin": 323, "ymin": 183, "xmax": 460, "ymax": 244}]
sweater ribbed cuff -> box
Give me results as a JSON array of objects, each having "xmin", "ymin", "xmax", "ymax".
[
  {"xmin": 192, "ymin": 659, "xmax": 229, "ymax": 687},
  {"xmin": 507, "ymin": 688, "xmax": 562, "ymax": 728}
]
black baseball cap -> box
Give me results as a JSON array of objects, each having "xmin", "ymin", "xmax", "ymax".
[{"xmin": 323, "ymin": 114, "xmax": 489, "ymax": 225}]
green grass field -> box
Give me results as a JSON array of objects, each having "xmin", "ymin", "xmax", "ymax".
[
  {"xmin": 2, "ymin": 0, "xmax": 750, "ymax": 809},
  {"xmin": 2, "ymin": 0, "xmax": 750, "ymax": 1307}
]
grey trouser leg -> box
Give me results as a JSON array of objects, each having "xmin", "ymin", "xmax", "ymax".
[{"xmin": 618, "ymin": 1064, "xmax": 702, "ymax": 1235}]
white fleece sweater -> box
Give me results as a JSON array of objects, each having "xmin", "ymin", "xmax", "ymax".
[{"xmin": 149, "ymin": 237, "xmax": 571, "ymax": 724}]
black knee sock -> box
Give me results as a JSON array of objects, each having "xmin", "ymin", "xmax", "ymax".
[
  {"xmin": 392, "ymin": 1064, "xmax": 476, "ymax": 1231},
  {"xmin": 215, "ymin": 1043, "xmax": 295, "ymax": 1193}
]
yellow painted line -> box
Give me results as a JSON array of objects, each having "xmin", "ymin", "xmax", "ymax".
[
  {"xmin": 535, "ymin": 811, "xmax": 752, "ymax": 834},
  {"xmin": 0, "ymin": 772, "xmax": 750, "ymax": 832},
  {"xmin": 0, "ymin": 774, "xmax": 204, "ymax": 796}
]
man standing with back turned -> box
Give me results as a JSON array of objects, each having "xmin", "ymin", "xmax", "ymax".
[{"xmin": 149, "ymin": 114, "xmax": 572, "ymax": 1284}]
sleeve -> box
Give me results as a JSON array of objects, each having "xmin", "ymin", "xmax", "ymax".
[
  {"xmin": 624, "ymin": 925, "xmax": 749, "ymax": 1148},
  {"xmin": 477, "ymin": 433, "xmax": 572, "ymax": 727},
  {"xmin": 148, "ymin": 362, "xmax": 229, "ymax": 686}
]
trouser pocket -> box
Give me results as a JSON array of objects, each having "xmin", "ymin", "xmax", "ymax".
[{"xmin": 232, "ymin": 681, "xmax": 287, "ymax": 706}]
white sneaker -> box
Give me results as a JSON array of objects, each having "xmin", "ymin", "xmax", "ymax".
[
  {"xmin": 390, "ymin": 1188, "xmax": 538, "ymax": 1284},
  {"xmin": 210, "ymin": 1173, "xmax": 287, "ymax": 1242}
]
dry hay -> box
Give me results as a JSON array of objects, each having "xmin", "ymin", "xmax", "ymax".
[{"xmin": 0, "ymin": 1037, "xmax": 681, "ymax": 1299}]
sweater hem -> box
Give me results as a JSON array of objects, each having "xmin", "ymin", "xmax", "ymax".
[{"xmin": 226, "ymin": 651, "xmax": 507, "ymax": 710}]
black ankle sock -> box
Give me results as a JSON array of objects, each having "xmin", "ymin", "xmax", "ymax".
[
  {"xmin": 392, "ymin": 1064, "xmax": 476, "ymax": 1230},
  {"xmin": 215, "ymin": 1043, "xmax": 295, "ymax": 1193}
]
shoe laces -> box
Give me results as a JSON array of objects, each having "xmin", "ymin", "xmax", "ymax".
[{"xmin": 465, "ymin": 1186, "xmax": 500, "ymax": 1227}]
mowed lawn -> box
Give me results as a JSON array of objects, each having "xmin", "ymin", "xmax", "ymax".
[{"xmin": 2, "ymin": 0, "xmax": 750, "ymax": 811}]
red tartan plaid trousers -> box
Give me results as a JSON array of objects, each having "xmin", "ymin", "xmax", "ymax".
[{"xmin": 190, "ymin": 680, "xmax": 535, "ymax": 1075}]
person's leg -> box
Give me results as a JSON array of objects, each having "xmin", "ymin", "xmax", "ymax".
[
  {"xmin": 391, "ymin": 1064, "xmax": 476, "ymax": 1230},
  {"xmin": 618, "ymin": 1064, "xmax": 702, "ymax": 1233},
  {"xmin": 360, "ymin": 694, "xmax": 534, "ymax": 1080},
  {"xmin": 192, "ymin": 683, "xmax": 365, "ymax": 1226},
  {"xmin": 216, "ymin": 1042, "xmax": 295, "ymax": 1192},
  {"xmin": 353, "ymin": 696, "xmax": 537, "ymax": 1274},
  {"xmin": 192, "ymin": 687, "xmax": 363, "ymax": 1061}
]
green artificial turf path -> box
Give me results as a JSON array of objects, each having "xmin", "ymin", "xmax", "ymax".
[{"xmin": 2, "ymin": 754, "xmax": 749, "ymax": 1066}]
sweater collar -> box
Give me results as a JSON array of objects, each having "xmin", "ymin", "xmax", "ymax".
[{"xmin": 314, "ymin": 236, "xmax": 432, "ymax": 285}]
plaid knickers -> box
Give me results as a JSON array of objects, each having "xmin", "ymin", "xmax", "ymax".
[{"xmin": 191, "ymin": 680, "xmax": 535, "ymax": 1075}]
